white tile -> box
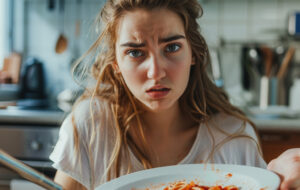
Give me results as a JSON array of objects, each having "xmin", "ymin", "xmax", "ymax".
[
  {"xmin": 223, "ymin": 0, "xmax": 248, "ymax": 21},
  {"xmin": 200, "ymin": 22, "xmax": 220, "ymax": 47},
  {"xmin": 251, "ymin": 0, "xmax": 278, "ymax": 20},
  {"xmin": 281, "ymin": 0, "xmax": 300, "ymax": 19},
  {"xmin": 222, "ymin": 21, "xmax": 248, "ymax": 41},
  {"xmin": 249, "ymin": 20, "xmax": 284, "ymax": 41},
  {"xmin": 219, "ymin": 47, "xmax": 243, "ymax": 88},
  {"xmin": 201, "ymin": 0, "xmax": 220, "ymax": 21}
]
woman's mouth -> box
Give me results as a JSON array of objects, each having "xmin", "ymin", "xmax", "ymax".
[{"xmin": 146, "ymin": 86, "xmax": 170, "ymax": 99}]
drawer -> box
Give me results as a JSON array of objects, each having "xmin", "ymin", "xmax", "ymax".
[{"xmin": 259, "ymin": 130, "xmax": 300, "ymax": 163}]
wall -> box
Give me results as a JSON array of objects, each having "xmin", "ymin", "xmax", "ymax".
[{"xmin": 19, "ymin": 0, "xmax": 300, "ymax": 102}]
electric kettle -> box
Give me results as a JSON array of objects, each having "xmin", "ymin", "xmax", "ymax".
[{"xmin": 20, "ymin": 58, "xmax": 45, "ymax": 99}]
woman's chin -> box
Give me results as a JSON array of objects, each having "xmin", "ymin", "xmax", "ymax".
[{"xmin": 142, "ymin": 101, "xmax": 177, "ymax": 113}]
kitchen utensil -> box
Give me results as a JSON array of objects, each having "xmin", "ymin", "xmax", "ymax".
[
  {"xmin": 261, "ymin": 46, "xmax": 273, "ymax": 77},
  {"xmin": 96, "ymin": 164, "xmax": 280, "ymax": 190},
  {"xmin": 55, "ymin": 0, "xmax": 67, "ymax": 54},
  {"xmin": 241, "ymin": 46, "xmax": 251, "ymax": 90},
  {"xmin": 248, "ymin": 46, "xmax": 264, "ymax": 76},
  {"xmin": 0, "ymin": 149, "xmax": 63, "ymax": 190},
  {"xmin": 277, "ymin": 46, "xmax": 295, "ymax": 79},
  {"xmin": 258, "ymin": 46, "xmax": 273, "ymax": 109},
  {"xmin": 273, "ymin": 46, "xmax": 286, "ymax": 77},
  {"xmin": 259, "ymin": 76, "xmax": 269, "ymax": 109}
]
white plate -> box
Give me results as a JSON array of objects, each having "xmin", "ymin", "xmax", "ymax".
[{"xmin": 96, "ymin": 164, "xmax": 280, "ymax": 190}]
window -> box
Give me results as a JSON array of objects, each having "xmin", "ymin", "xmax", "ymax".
[{"xmin": 0, "ymin": 0, "xmax": 10, "ymax": 69}]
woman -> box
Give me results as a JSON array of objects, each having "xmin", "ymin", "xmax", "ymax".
[{"xmin": 50, "ymin": 0, "xmax": 266, "ymax": 189}]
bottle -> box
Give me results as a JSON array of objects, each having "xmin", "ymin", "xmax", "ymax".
[{"xmin": 289, "ymin": 79, "xmax": 300, "ymax": 110}]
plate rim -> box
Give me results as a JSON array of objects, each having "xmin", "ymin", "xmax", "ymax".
[{"xmin": 97, "ymin": 164, "xmax": 280, "ymax": 190}]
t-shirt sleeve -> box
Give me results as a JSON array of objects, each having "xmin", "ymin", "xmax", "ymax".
[
  {"xmin": 213, "ymin": 121, "xmax": 267, "ymax": 168},
  {"xmin": 49, "ymin": 112, "xmax": 92, "ymax": 189},
  {"xmin": 214, "ymin": 136, "xmax": 267, "ymax": 168}
]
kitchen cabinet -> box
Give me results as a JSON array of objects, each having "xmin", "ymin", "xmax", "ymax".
[
  {"xmin": 259, "ymin": 130, "xmax": 300, "ymax": 163},
  {"xmin": 250, "ymin": 116, "xmax": 300, "ymax": 163}
]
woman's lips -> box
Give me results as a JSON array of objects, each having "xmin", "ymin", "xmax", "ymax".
[{"xmin": 146, "ymin": 87, "xmax": 170, "ymax": 99}]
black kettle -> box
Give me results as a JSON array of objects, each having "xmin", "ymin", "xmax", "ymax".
[{"xmin": 20, "ymin": 58, "xmax": 45, "ymax": 99}]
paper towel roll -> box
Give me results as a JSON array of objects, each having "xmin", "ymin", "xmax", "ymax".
[{"xmin": 10, "ymin": 179, "xmax": 46, "ymax": 190}]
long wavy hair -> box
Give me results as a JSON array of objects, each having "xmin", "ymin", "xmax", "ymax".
[{"xmin": 71, "ymin": 0, "xmax": 262, "ymax": 187}]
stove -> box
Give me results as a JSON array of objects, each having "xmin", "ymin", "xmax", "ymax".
[{"xmin": 0, "ymin": 107, "xmax": 66, "ymax": 186}]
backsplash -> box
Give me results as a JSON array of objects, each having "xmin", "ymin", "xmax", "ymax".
[{"xmin": 18, "ymin": 0, "xmax": 300, "ymax": 102}]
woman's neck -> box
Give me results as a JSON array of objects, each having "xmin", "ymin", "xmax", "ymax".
[
  {"xmin": 141, "ymin": 103, "xmax": 188, "ymax": 137},
  {"xmin": 137, "ymin": 103, "xmax": 198, "ymax": 167}
]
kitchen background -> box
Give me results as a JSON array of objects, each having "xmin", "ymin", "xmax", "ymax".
[
  {"xmin": 0, "ymin": 0, "xmax": 300, "ymax": 189},
  {"xmin": 1, "ymin": 0, "xmax": 300, "ymax": 105}
]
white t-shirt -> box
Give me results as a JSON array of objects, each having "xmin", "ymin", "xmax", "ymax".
[{"xmin": 50, "ymin": 99, "xmax": 266, "ymax": 190}]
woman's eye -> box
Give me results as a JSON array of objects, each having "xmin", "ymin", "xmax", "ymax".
[
  {"xmin": 126, "ymin": 49, "xmax": 144, "ymax": 58},
  {"xmin": 165, "ymin": 44, "xmax": 181, "ymax": 53}
]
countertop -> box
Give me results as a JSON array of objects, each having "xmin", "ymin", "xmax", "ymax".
[
  {"xmin": 0, "ymin": 107, "xmax": 66, "ymax": 125},
  {"xmin": 0, "ymin": 106, "xmax": 299, "ymax": 130},
  {"xmin": 241, "ymin": 105, "xmax": 300, "ymax": 131},
  {"xmin": 249, "ymin": 116, "xmax": 300, "ymax": 131}
]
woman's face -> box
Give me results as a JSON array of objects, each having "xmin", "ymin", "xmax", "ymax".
[{"xmin": 115, "ymin": 8, "xmax": 194, "ymax": 112}]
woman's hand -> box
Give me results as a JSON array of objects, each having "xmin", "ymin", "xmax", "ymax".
[{"xmin": 267, "ymin": 148, "xmax": 300, "ymax": 190}]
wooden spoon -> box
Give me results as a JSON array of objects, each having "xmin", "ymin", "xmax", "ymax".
[
  {"xmin": 55, "ymin": 35, "xmax": 67, "ymax": 54},
  {"xmin": 55, "ymin": 0, "xmax": 67, "ymax": 54},
  {"xmin": 277, "ymin": 46, "xmax": 295, "ymax": 79},
  {"xmin": 261, "ymin": 46, "xmax": 273, "ymax": 78}
]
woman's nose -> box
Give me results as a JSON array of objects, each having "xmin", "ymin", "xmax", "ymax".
[{"xmin": 147, "ymin": 54, "xmax": 166, "ymax": 80}]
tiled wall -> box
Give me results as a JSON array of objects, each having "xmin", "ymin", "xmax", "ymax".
[
  {"xmin": 201, "ymin": 0, "xmax": 299, "ymax": 45},
  {"xmin": 20, "ymin": 0, "xmax": 300, "ymax": 101},
  {"xmin": 199, "ymin": 0, "xmax": 300, "ymax": 93}
]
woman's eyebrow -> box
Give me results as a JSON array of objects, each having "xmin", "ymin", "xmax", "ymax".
[
  {"xmin": 120, "ymin": 35, "xmax": 185, "ymax": 48},
  {"xmin": 158, "ymin": 34, "xmax": 185, "ymax": 43},
  {"xmin": 120, "ymin": 42, "xmax": 146, "ymax": 48}
]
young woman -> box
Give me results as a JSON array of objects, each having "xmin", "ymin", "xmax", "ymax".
[{"xmin": 50, "ymin": 0, "xmax": 267, "ymax": 189}]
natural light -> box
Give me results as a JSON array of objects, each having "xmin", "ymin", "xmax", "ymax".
[{"xmin": 0, "ymin": 0, "xmax": 8, "ymax": 69}]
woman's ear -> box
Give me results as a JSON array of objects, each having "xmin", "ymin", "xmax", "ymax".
[{"xmin": 113, "ymin": 61, "xmax": 121, "ymax": 74}]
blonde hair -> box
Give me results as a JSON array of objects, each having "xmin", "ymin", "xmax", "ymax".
[{"xmin": 71, "ymin": 0, "xmax": 262, "ymax": 187}]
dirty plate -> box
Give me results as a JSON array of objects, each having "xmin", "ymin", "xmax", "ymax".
[{"xmin": 96, "ymin": 164, "xmax": 280, "ymax": 190}]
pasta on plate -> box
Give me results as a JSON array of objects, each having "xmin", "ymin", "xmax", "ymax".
[{"xmin": 163, "ymin": 181, "xmax": 239, "ymax": 190}]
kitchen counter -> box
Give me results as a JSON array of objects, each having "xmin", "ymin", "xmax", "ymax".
[
  {"xmin": 250, "ymin": 116, "xmax": 300, "ymax": 131},
  {"xmin": 239, "ymin": 106, "xmax": 300, "ymax": 131},
  {"xmin": 1, "ymin": 106, "xmax": 299, "ymax": 130},
  {"xmin": 0, "ymin": 108, "xmax": 66, "ymax": 125}
]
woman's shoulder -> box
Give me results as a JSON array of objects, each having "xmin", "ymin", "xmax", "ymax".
[
  {"xmin": 72, "ymin": 97, "xmax": 111, "ymax": 122},
  {"xmin": 207, "ymin": 112, "xmax": 257, "ymax": 140},
  {"xmin": 62, "ymin": 97, "xmax": 113, "ymax": 135}
]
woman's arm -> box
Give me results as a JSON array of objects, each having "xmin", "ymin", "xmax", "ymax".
[
  {"xmin": 54, "ymin": 170, "xmax": 87, "ymax": 190},
  {"xmin": 267, "ymin": 148, "xmax": 300, "ymax": 190}
]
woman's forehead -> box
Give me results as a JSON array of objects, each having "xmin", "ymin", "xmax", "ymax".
[{"xmin": 116, "ymin": 8, "xmax": 185, "ymax": 44}]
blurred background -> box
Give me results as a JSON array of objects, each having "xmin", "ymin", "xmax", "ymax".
[{"xmin": 0, "ymin": 0, "xmax": 300, "ymax": 189}]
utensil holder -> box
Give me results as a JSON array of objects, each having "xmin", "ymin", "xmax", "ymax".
[
  {"xmin": 269, "ymin": 77, "xmax": 287, "ymax": 106},
  {"xmin": 258, "ymin": 77, "xmax": 287, "ymax": 109}
]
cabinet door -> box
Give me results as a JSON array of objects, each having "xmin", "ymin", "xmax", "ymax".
[{"xmin": 259, "ymin": 130, "xmax": 300, "ymax": 163}]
